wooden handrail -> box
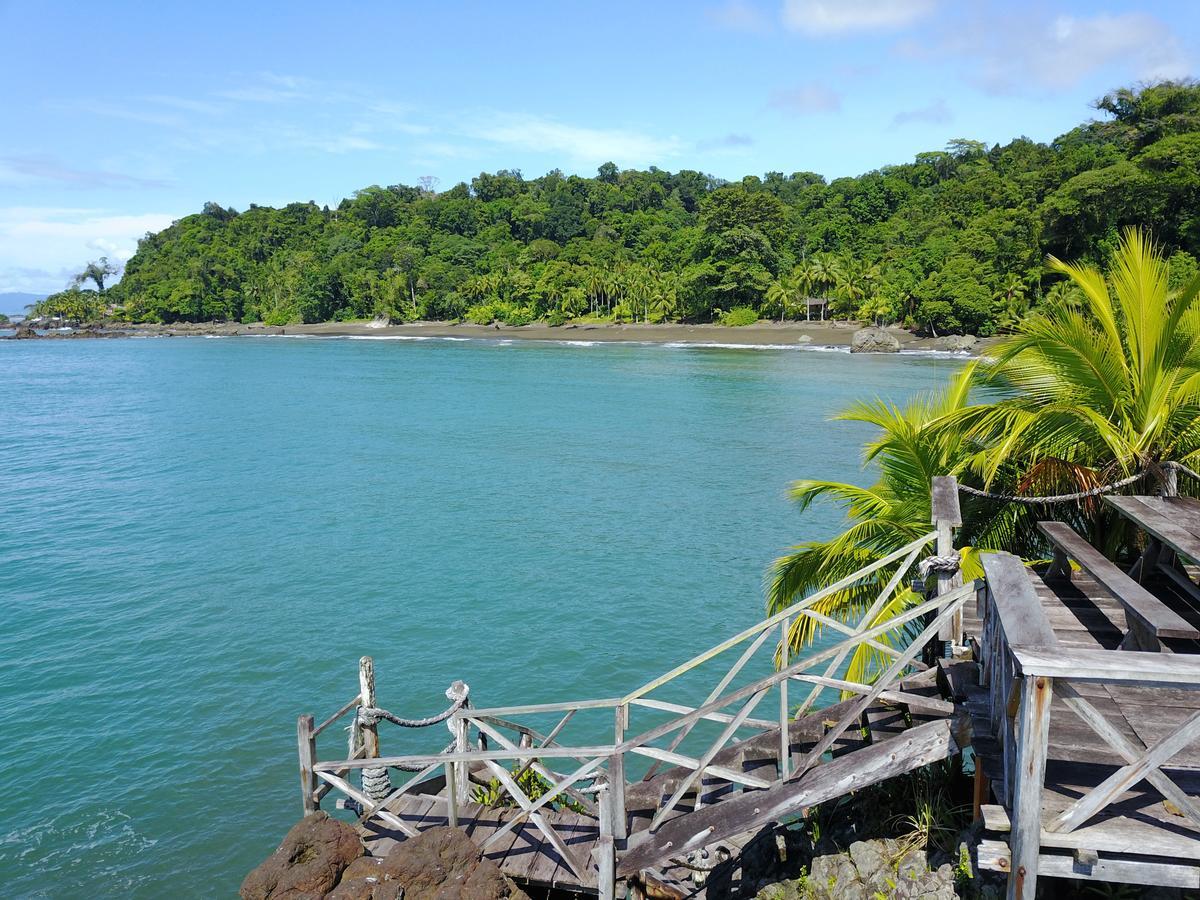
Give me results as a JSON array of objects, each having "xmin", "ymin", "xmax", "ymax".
[
  {"xmin": 1012, "ymin": 646, "xmax": 1200, "ymax": 684},
  {"xmin": 312, "ymin": 692, "xmax": 362, "ymax": 737},
  {"xmin": 979, "ymin": 552, "xmax": 1058, "ymax": 650}
]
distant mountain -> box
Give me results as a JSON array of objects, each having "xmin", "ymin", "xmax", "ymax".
[{"xmin": 0, "ymin": 292, "xmax": 46, "ymax": 317}]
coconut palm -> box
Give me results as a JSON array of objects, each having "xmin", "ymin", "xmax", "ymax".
[
  {"xmin": 953, "ymin": 228, "xmax": 1200, "ymax": 499},
  {"xmin": 766, "ymin": 369, "xmax": 997, "ymax": 683},
  {"xmin": 765, "ymin": 274, "xmax": 798, "ymax": 323}
]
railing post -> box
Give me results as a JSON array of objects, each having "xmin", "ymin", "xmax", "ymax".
[
  {"xmin": 932, "ymin": 475, "xmax": 964, "ymax": 651},
  {"xmin": 359, "ymin": 655, "xmax": 391, "ymax": 801},
  {"xmin": 611, "ymin": 705, "xmax": 628, "ymax": 839},
  {"xmin": 1008, "ymin": 674, "xmax": 1053, "ymax": 900},
  {"xmin": 297, "ymin": 714, "xmax": 317, "ymax": 815},
  {"xmin": 1163, "ymin": 463, "xmax": 1179, "ymax": 498},
  {"xmin": 445, "ymin": 761, "xmax": 459, "ymax": 827},
  {"xmin": 451, "ymin": 706, "xmax": 471, "ymax": 806},
  {"xmin": 596, "ymin": 779, "xmax": 616, "ymax": 900},
  {"xmin": 779, "ymin": 617, "xmax": 790, "ymax": 780}
]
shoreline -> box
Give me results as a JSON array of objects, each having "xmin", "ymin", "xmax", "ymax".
[{"xmin": 28, "ymin": 320, "xmax": 988, "ymax": 354}]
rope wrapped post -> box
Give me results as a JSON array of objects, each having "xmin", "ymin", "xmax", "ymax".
[
  {"xmin": 449, "ymin": 681, "xmax": 471, "ymax": 806},
  {"xmin": 358, "ymin": 656, "xmax": 392, "ymax": 802},
  {"xmin": 931, "ymin": 476, "xmax": 964, "ymax": 653}
]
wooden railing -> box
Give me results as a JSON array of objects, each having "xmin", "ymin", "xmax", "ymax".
[
  {"xmin": 296, "ymin": 478, "xmax": 973, "ymax": 898},
  {"xmin": 976, "ymin": 550, "xmax": 1200, "ymax": 899}
]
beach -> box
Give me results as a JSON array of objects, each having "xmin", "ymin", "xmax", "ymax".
[{"xmin": 109, "ymin": 319, "xmax": 983, "ymax": 352}]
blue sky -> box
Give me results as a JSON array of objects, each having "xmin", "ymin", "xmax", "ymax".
[{"xmin": 1, "ymin": 0, "xmax": 1196, "ymax": 295}]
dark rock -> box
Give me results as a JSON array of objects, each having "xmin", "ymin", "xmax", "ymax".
[
  {"xmin": 849, "ymin": 327, "xmax": 900, "ymax": 353},
  {"xmin": 240, "ymin": 811, "xmax": 363, "ymax": 900},
  {"xmin": 932, "ymin": 334, "xmax": 977, "ymax": 352},
  {"xmin": 13, "ymin": 323, "xmax": 38, "ymax": 339},
  {"xmin": 364, "ymin": 830, "xmax": 530, "ymax": 900}
]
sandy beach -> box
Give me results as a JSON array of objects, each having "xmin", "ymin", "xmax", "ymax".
[{"xmin": 110, "ymin": 319, "xmax": 984, "ymax": 352}]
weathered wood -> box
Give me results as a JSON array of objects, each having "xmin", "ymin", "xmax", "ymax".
[
  {"xmin": 1037, "ymin": 521, "xmax": 1199, "ymax": 641},
  {"xmin": 480, "ymin": 757, "xmax": 589, "ymax": 879},
  {"xmin": 622, "ymin": 530, "xmax": 938, "ymax": 703},
  {"xmin": 931, "ymin": 475, "xmax": 963, "ymax": 528},
  {"xmin": 596, "ymin": 782, "xmax": 615, "ymax": 900},
  {"xmin": 1051, "ymin": 682, "xmax": 1200, "ymax": 831},
  {"xmin": 471, "ymin": 717, "xmax": 597, "ymax": 814},
  {"xmin": 609, "ymin": 751, "xmax": 627, "ymax": 841},
  {"xmin": 452, "ymin": 703, "xmax": 471, "ymax": 806},
  {"xmin": 779, "ymin": 619, "xmax": 790, "ymax": 781},
  {"xmin": 795, "ymin": 541, "xmax": 927, "ymax": 716},
  {"xmin": 481, "ymin": 755, "xmax": 607, "ymax": 849},
  {"xmin": 626, "ymin": 745, "xmax": 771, "ymax": 789},
  {"xmin": 313, "ymin": 693, "xmax": 363, "ymax": 737},
  {"xmin": 630, "ymin": 697, "xmax": 774, "ymax": 732},
  {"xmin": 1051, "ymin": 708, "xmax": 1200, "ymax": 834},
  {"xmin": 981, "ymin": 800, "xmax": 1200, "ymax": 859},
  {"xmin": 315, "ymin": 745, "xmax": 617, "ymax": 771},
  {"xmin": 978, "ymin": 840, "xmax": 1200, "ymax": 889},
  {"xmin": 791, "ymin": 674, "xmax": 956, "ymax": 716},
  {"xmin": 1008, "ymin": 675, "xmax": 1053, "ymax": 900},
  {"xmin": 445, "ymin": 762, "xmax": 458, "ymax": 827},
  {"xmin": 650, "ymin": 688, "xmax": 769, "ymax": 831},
  {"xmin": 359, "ymin": 656, "xmax": 380, "ymax": 759},
  {"xmin": 981, "ymin": 553, "xmax": 1058, "ymax": 650},
  {"xmin": 297, "ymin": 714, "xmax": 318, "ymax": 815},
  {"xmin": 316, "ymin": 770, "xmax": 417, "ymax": 836},
  {"xmin": 1106, "ymin": 496, "xmax": 1200, "ymax": 565},
  {"xmin": 617, "ymin": 718, "xmax": 957, "ymax": 876},
  {"xmin": 1012, "ymin": 646, "xmax": 1200, "ymax": 684},
  {"xmin": 934, "ymin": 476, "xmax": 964, "ymax": 645},
  {"xmin": 460, "ymin": 698, "xmax": 620, "ymax": 718}
]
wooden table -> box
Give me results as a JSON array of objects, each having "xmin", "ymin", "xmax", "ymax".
[{"xmin": 1105, "ymin": 495, "xmax": 1200, "ymax": 601}]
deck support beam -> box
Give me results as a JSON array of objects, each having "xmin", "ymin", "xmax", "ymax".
[{"xmin": 1008, "ymin": 675, "xmax": 1053, "ymax": 900}]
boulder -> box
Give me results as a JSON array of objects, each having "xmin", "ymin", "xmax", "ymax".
[
  {"xmin": 932, "ymin": 334, "xmax": 977, "ymax": 353},
  {"xmin": 240, "ymin": 811, "xmax": 363, "ymax": 900},
  {"xmin": 757, "ymin": 839, "xmax": 957, "ymax": 900},
  {"xmin": 13, "ymin": 323, "xmax": 38, "ymax": 339},
  {"xmin": 338, "ymin": 826, "xmax": 529, "ymax": 900},
  {"xmin": 849, "ymin": 327, "xmax": 900, "ymax": 353}
]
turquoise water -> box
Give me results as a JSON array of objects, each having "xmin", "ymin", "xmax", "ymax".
[{"xmin": 0, "ymin": 336, "xmax": 960, "ymax": 897}]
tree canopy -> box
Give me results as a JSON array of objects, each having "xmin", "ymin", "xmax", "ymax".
[{"xmin": 71, "ymin": 80, "xmax": 1200, "ymax": 335}]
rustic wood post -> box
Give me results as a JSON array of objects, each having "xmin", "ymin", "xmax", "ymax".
[
  {"xmin": 359, "ymin": 655, "xmax": 392, "ymax": 801},
  {"xmin": 596, "ymin": 779, "xmax": 616, "ymax": 900},
  {"xmin": 1008, "ymin": 674, "xmax": 1052, "ymax": 900},
  {"xmin": 779, "ymin": 617, "xmax": 790, "ymax": 780},
  {"xmin": 297, "ymin": 714, "xmax": 317, "ymax": 815},
  {"xmin": 611, "ymin": 703, "xmax": 628, "ymax": 841},
  {"xmin": 451, "ymin": 706, "xmax": 471, "ymax": 806},
  {"xmin": 359, "ymin": 656, "xmax": 380, "ymax": 758},
  {"xmin": 1163, "ymin": 463, "xmax": 1179, "ymax": 498},
  {"xmin": 445, "ymin": 761, "xmax": 459, "ymax": 827},
  {"xmin": 932, "ymin": 476, "xmax": 964, "ymax": 651}
]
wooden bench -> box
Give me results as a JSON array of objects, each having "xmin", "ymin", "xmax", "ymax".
[{"xmin": 1038, "ymin": 520, "xmax": 1200, "ymax": 650}]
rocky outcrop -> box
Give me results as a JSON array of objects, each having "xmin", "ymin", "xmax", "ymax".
[
  {"xmin": 330, "ymin": 827, "xmax": 529, "ymax": 900},
  {"xmin": 849, "ymin": 327, "xmax": 901, "ymax": 353},
  {"xmin": 756, "ymin": 839, "xmax": 958, "ymax": 900},
  {"xmin": 240, "ymin": 811, "xmax": 364, "ymax": 900},
  {"xmin": 932, "ymin": 334, "xmax": 977, "ymax": 353}
]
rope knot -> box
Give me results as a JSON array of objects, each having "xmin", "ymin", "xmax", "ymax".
[
  {"xmin": 445, "ymin": 680, "xmax": 470, "ymax": 704},
  {"xmin": 919, "ymin": 552, "xmax": 961, "ymax": 577}
]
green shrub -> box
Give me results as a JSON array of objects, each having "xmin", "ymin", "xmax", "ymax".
[
  {"xmin": 465, "ymin": 302, "xmax": 502, "ymax": 325},
  {"xmin": 720, "ymin": 306, "xmax": 760, "ymax": 327},
  {"xmin": 545, "ymin": 310, "xmax": 569, "ymax": 327},
  {"xmin": 500, "ymin": 306, "xmax": 534, "ymax": 327},
  {"xmin": 263, "ymin": 307, "xmax": 299, "ymax": 326}
]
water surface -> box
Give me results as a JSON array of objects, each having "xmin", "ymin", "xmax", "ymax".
[{"xmin": 0, "ymin": 336, "xmax": 959, "ymax": 897}]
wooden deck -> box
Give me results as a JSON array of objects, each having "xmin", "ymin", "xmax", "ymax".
[{"xmin": 963, "ymin": 540, "xmax": 1200, "ymax": 891}]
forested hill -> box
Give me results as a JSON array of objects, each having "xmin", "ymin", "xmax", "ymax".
[{"xmin": 97, "ymin": 81, "xmax": 1200, "ymax": 334}]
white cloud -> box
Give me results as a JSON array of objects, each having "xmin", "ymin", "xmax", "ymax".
[
  {"xmin": 0, "ymin": 208, "xmax": 178, "ymax": 293},
  {"xmin": 769, "ymin": 83, "xmax": 842, "ymax": 114},
  {"xmin": 0, "ymin": 155, "xmax": 170, "ymax": 189},
  {"xmin": 890, "ymin": 98, "xmax": 952, "ymax": 128},
  {"xmin": 469, "ymin": 115, "xmax": 683, "ymax": 165},
  {"xmin": 782, "ymin": 0, "xmax": 935, "ymax": 35},
  {"xmin": 925, "ymin": 10, "xmax": 1191, "ymax": 95}
]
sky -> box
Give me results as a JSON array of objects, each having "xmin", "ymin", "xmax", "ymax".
[{"xmin": 0, "ymin": 0, "xmax": 1196, "ymax": 296}]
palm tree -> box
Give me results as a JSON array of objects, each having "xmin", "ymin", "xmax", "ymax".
[
  {"xmin": 992, "ymin": 273, "xmax": 1031, "ymax": 332},
  {"xmin": 765, "ymin": 274, "xmax": 798, "ymax": 323},
  {"xmin": 767, "ymin": 369, "xmax": 992, "ymax": 682},
  {"xmin": 952, "ymin": 228, "xmax": 1200, "ymax": 503}
]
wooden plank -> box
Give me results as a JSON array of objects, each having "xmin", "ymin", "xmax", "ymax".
[
  {"xmin": 312, "ymin": 692, "xmax": 362, "ymax": 737},
  {"xmin": 1038, "ymin": 521, "xmax": 1199, "ymax": 640},
  {"xmin": 978, "ymin": 840, "xmax": 1200, "ymax": 889},
  {"xmin": 630, "ymin": 697, "xmax": 775, "ymax": 731},
  {"xmin": 616, "ymin": 718, "xmax": 957, "ymax": 877},
  {"xmin": 315, "ymin": 745, "xmax": 617, "ymax": 771},
  {"xmin": 1050, "ymin": 708, "xmax": 1200, "ymax": 834},
  {"xmin": 1011, "ymin": 646, "xmax": 1200, "ymax": 684},
  {"xmin": 297, "ymin": 714, "xmax": 317, "ymax": 815},
  {"xmin": 1008, "ymin": 675, "xmax": 1053, "ymax": 900},
  {"xmin": 625, "ymin": 745, "xmax": 770, "ymax": 789},
  {"xmin": 932, "ymin": 475, "xmax": 963, "ymax": 527},
  {"xmin": 981, "ymin": 553, "xmax": 1058, "ymax": 650},
  {"xmin": 1106, "ymin": 496, "xmax": 1200, "ymax": 565}
]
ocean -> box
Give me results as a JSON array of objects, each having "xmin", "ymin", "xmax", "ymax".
[{"xmin": 0, "ymin": 335, "xmax": 961, "ymax": 897}]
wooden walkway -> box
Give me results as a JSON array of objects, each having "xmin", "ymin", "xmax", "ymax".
[{"xmin": 289, "ymin": 481, "xmax": 1200, "ymax": 899}]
